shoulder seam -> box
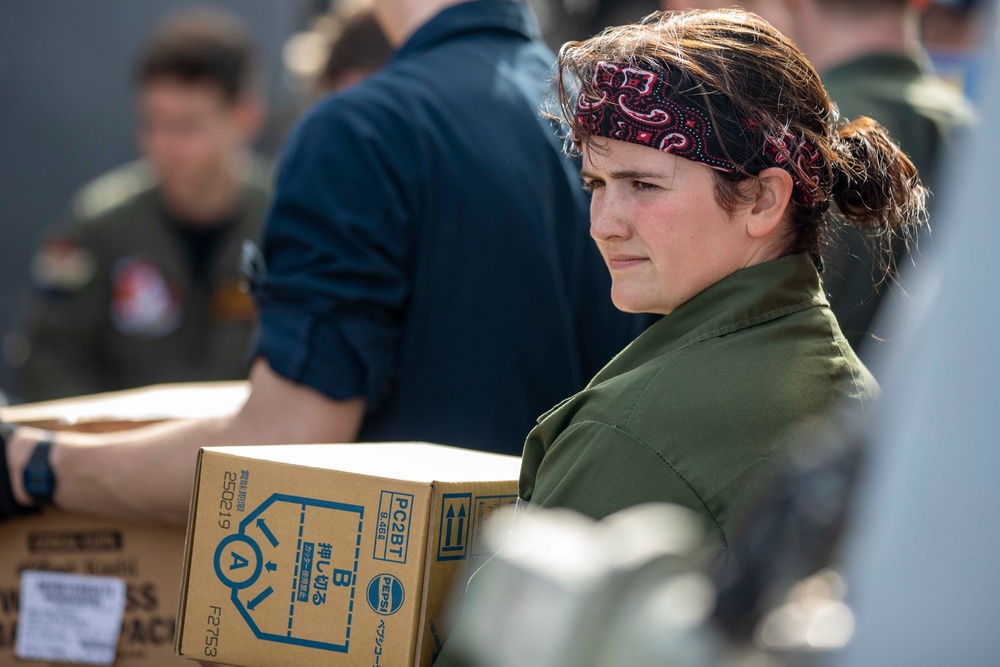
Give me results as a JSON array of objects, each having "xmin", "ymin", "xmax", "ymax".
[
  {"xmin": 575, "ymin": 419, "xmax": 729, "ymax": 553},
  {"xmin": 625, "ymin": 298, "xmax": 823, "ymax": 431},
  {"xmin": 74, "ymin": 179, "xmax": 156, "ymax": 223}
]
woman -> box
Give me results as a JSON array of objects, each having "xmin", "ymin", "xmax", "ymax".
[
  {"xmin": 434, "ymin": 9, "xmax": 926, "ymax": 665},
  {"xmin": 517, "ymin": 7, "xmax": 926, "ymax": 558}
]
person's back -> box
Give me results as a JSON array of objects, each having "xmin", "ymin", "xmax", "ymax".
[{"xmin": 256, "ymin": 0, "xmax": 646, "ymax": 455}]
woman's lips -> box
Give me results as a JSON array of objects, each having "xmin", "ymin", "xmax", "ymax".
[{"xmin": 607, "ymin": 255, "xmax": 648, "ymax": 270}]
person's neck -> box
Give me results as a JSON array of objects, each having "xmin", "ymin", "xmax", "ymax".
[
  {"xmin": 161, "ymin": 157, "xmax": 244, "ymax": 226},
  {"xmin": 374, "ymin": 0, "xmax": 470, "ymax": 47},
  {"xmin": 801, "ymin": 5, "xmax": 921, "ymax": 73}
]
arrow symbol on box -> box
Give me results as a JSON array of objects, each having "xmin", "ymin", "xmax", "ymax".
[
  {"xmin": 247, "ymin": 586, "xmax": 273, "ymax": 611},
  {"xmin": 445, "ymin": 505, "xmax": 455, "ymax": 546},
  {"xmin": 265, "ymin": 561, "xmax": 277, "ymax": 573},
  {"xmin": 256, "ymin": 518, "xmax": 279, "ymax": 547}
]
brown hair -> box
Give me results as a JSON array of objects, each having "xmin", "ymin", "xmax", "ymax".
[
  {"xmin": 554, "ymin": 9, "xmax": 927, "ymax": 272},
  {"xmin": 317, "ymin": 7, "xmax": 391, "ymax": 94},
  {"xmin": 137, "ymin": 10, "xmax": 257, "ymax": 103}
]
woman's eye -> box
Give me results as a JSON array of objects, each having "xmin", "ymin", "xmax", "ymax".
[
  {"xmin": 582, "ymin": 180, "xmax": 603, "ymax": 193},
  {"xmin": 633, "ymin": 180, "xmax": 658, "ymax": 191}
]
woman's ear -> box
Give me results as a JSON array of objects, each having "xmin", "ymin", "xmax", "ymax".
[{"xmin": 746, "ymin": 167, "xmax": 794, "ymax": 239}]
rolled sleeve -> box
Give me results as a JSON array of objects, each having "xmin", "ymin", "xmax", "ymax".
[{"xmin": 252, "ymin": 94, "xmax": 412, "ymax": 412}]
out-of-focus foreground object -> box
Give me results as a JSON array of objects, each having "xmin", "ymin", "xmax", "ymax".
[
  {"xmin": 448, "ymin": 503, "xmax": 738, "ymax": 667},
  {"xmin": 0, "ymin": 510, "xmax": 187, "ymax": 666},
  {"xmin": 834, "ymin": 1, "xmax": 1000, "ymax": 663}
]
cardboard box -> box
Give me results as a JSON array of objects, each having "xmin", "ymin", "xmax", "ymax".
[
  {"xmin": 176, "ymin": 443, "xmax": 520, "ymax": 667},
  {"xmin": 0, "ymin": 510, "xmax": 188, "ymax": 666},
  {"xmin": 0, "ymin": 382, "xmax": 247, "ymax": 665},
  {"xmin": 0, "ymin": 381, "xmax": 249, "ymax": 433}
]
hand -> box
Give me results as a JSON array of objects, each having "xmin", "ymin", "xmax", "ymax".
[{"xmin": 0, "ymin": 423, "xmax": 38, "ymax": 521}]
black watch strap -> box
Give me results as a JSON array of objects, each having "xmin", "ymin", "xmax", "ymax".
[
  {"xmin": 23, "ymin": 436, "xmax": 57, "ymax": 507},
  {"xmin": 1, "ymin": 423, "xmax": 39, "ymax": 519}
]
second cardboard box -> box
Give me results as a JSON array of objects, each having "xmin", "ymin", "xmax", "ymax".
[{"xmin": 176, "ymin": 442, "xmax": 520, "ymax": 667}]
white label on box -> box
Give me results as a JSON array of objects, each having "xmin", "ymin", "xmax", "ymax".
[{"xmin": 15, "ymin": 570, "xmax": 127, "ymax": 665}]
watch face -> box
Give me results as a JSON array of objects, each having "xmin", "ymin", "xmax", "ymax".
[
  {"xmin": 24, "ymin": 469, "xmax": 52, "ymax": 494},
  {"xmin": 24, "ymin": 465, "xmax": 54, "ymax": 496},
  {"xmin": 24, "ymin": 442, "xmax": 55, "ymax": 502}
]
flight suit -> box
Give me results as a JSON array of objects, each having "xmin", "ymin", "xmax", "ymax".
[
  {"xmin": 11, "ymin": 158, "xmax": 271, "ymax": 401},
  {"xmin": 520, "ymin": 254, "xmax": 879, "ymax": 556}
]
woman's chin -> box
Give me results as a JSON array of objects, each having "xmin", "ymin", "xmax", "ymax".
[{"xmin": 610, "ymin": 290, "xmax": 663, "ymax": 315}]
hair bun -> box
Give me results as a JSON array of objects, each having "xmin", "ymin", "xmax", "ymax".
[{"xmin": 831, "ymin": 117, "xmax": 928, "ymax": 238}]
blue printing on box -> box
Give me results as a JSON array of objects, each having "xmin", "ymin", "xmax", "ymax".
[
  {"xmin": 373, "ymin": 490, "xmax": 414, "ymax": 564},
  {"xmin": 212, "ymin": 493, "xmax": 364, "ymax": 653},
  {"xmin": 297, "ymin": 542, "xmax": 314, "ymax": 602},
  {"xmin": 436, "ymin": 493, "xmax": 472, "ymax": 561}
]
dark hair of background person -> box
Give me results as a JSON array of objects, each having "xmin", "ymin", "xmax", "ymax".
[
  {"xmin": 555, "ymin": 8, "xmax": 928, "ymax": 276},
  {"xmin": 316, "ymin": 6, "xmax": 392, "ymax": 94},
  {"xmin": 136, "ymin": 10, "xmax": 257, "ymax": 103},
  {"xmin": 815, "ymin": 0, "xmax": 908, "ymax": 8}
]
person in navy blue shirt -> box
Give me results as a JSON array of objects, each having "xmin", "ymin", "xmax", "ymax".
[
  {"xmin": 2, "ymin": 0, "xmax": 647, "ymax": 524},
  {"xmin": 253, "ymin": 0, "xmax": 647, "ymax": 454}
]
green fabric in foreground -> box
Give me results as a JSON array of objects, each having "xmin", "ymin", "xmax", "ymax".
[{"xmin": 519, "ymin": 253, "xmax": 879, "ymax": 557}]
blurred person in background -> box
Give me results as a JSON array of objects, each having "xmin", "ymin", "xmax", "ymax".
[
  {"xmin": 281, "ymin": 0, "xmax": 393, "ymax": 101},
  {"xmin": 316, "ymin": 1, "xmax": 393, "ymax": 94},
  {"xmin": 1, "ymin": 0, "xmax": 646, "ymax": 525},
  {"xmin": 922, "ymin": 0, "xmax": 991, "ymax": 99},
  {"xmin": 661, "ymin": 0, "xmax": 974, "ymax": 357},
  {"xmin": 529, "ymin": 0, "xmax": 660, "ymax": 50},
  {"xmin": 6, "ymin": 10, "xmax": 271, "ymax": 402}
]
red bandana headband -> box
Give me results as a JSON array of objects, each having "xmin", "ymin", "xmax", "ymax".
[{"xmin": 574, "ymin": 61, "xmax": 828, "ymax": 207}]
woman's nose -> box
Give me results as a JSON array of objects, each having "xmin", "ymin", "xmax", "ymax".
[{"xmin": 590, "ymin": 187, "xmax": 631, "ymax": 242}]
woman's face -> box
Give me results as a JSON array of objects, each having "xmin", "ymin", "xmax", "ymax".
[{"xmin": 582, "ymin": 138, "xmax": 762, "ymax": 315}]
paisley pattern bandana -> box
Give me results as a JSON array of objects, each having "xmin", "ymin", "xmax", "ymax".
[{"xmin": 574, "ymin": 61, "xmax": 827, "ymax": 206}]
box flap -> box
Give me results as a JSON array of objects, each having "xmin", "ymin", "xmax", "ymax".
[
  {"xmin": 203, "ymin": 443, "xmax": 521, "ymax": 484},
  {"xmin": 174, "ymin": 448, "xmax": 207, "ymax": 657},
  {"xmin": 1, "ymin": 381, "xmax": 248, "ymax": 430}
]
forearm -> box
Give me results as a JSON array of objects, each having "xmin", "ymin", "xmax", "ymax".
[
  {"xmin": 8, "ymin": 360, "xmax": 366, "ymax": 525},
  {"xmin": 45, "ymin": 417, "xmax": 241, "ymax": 525}
]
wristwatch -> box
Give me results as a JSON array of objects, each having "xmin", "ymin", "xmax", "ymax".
[{"xmin": 22, "ymin": 436, "xmax": 57, "ymax": 507}]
